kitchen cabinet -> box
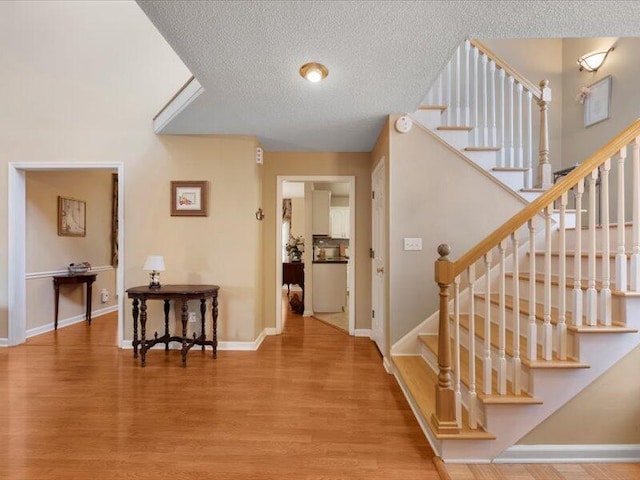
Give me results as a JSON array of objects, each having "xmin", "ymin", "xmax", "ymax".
[
  {"xmin": 312, "ymin": 263, "xmax": 347, "ymax": 312},
  {"xmin": 312, "ymin": 190, "xmax": 331, "ymax": 236},
  {"xmin": 330, "ymin": 207, "xmax": 350, "ymax": 239}
]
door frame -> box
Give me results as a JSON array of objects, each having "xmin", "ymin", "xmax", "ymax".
[
  {"xmin": 8, "ymin": 162, "xmax": 125, "ymax": 347},
  {"xmin": 371, "ymin": 158, "xmax": 387, "ymax": 358},
  {"xmin": 276, "ymin": 175, "xmax": 356, "ymax": 335}
]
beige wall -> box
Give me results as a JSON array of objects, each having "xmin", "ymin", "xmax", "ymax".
[
  {"xmin": 290, "ymin": 197, "xmax": 305, "ymax": 240},
  {"xmin": 387, "ymin": 115, "xmax": 528, "ymax": 345},
  {"xmin": 482, "ymin": 38, "xmax": 564, "ymax": 174},
  {"xmin": 0, "ymin": 2, "xmax": 263, "ymax": 343},
  {"xmin": 26, "ymin": 170, "xmax": 117, "ymax": 330},
  {"xmin": 262, "ymin": 152, "xmax": 372, "ymax": 331},
  {"xmin": 519, "ymin": 346, "xmax": 640, "ymax": 445}
]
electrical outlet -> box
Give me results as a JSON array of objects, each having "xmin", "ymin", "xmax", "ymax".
[
  {"xmin": 403, "ymin": 237, "xmax": 423, "ymax": 251},
  {"xmin": 188, "ymin": 312, "xmax": 197, "ymax": 323},
  {"xmin": 100, "ymin": 289, "xmax": 109, "ymax": 303}
]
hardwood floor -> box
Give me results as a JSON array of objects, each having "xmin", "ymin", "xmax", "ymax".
[
  {"xmin": 445, "ymin": 462, "xmax": 640, "ymax": 480},
  {"xmin": 0, "ymin": 309, "xmax": 439, "ymax": 479}
]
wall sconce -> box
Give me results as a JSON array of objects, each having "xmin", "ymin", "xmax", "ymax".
[
  {"xmin": 255, "ymin": 208, "xmax": 265, "ymax": 221},
  {"xmin": 577, "ymin": 47, "xmax": 614, "ymax": 72},
  {"xmin": 143, "ymin": 255, "xmax": 165, "ymax": 288}
]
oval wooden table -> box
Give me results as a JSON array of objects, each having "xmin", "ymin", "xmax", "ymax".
[{"xmin": 126, "ymin": 284, "xmax": 220, "ymax": 367}]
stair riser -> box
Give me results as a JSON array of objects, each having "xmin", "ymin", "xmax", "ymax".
[
  {"xmin": 529, "ymin": 254, "xmax": 625, "ymax": 291},
  {"xmin": 490, "ymin": 170, "xmax": 525, "ymax": 191},
  {"xmin": 464, "ymin": 151, "xmax": 498, "ymax": 170},
  {"xmin": 413, "ymin": 109, "xmax": 443, "ymax": 129},
  {"xmin": 436, "ymin": 129, "xmax": 471, "ymax": 149},
  {"xmin": 559, "ymin": 224, "xmax": 634, "ymax": 252},
  {"xmin": 519, "ymin": 190, "xmax": 544, "ymax": 202}
]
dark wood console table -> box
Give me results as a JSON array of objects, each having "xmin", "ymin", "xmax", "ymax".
[
  {"xmin": 282, "ymin": 262, "xmax": 304, "ymax": 299},
  {"xmin": 53, "ymin": 273, "xmax": 97, "ymax": 330},
  {"xmin": 126, "ymin": 284, "xmax": 220, "ymax": 367}
]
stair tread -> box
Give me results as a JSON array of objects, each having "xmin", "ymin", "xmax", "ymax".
[
  {"xmin": 521, "ymin": 188, "xmax": 546, "ymax": 193},
  {"xmin": 418, "ymin": 104, "xmax": 447, "ymax": 111},
  {"xmin": 418, "ymin": 335, "xmax": 543, "ymax": 403},
  {"xmin": 392, "ymin": 355, "xmax": 495, "ymax": 439},
  {"xmin": 437, "ymin": 126, "xmax": 473, "ymax": 131},
  {"xmin": 492, "ymin": 167, "xmax": 528, "ymax": 172},
  {"xmin": 464, "ymin": 147, "xmax": 501, "ymax": 152}
]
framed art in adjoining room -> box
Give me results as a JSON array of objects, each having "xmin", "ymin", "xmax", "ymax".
[
  {"xmin": 170, "ymin": 180, "xmax": 209, "ymax": 216},
  {"xmin": 584, "ymin": 75, "xmax": 612, "ymax": 128},
  {"xmin": 58, "ymin": 196, "xmax": 86, "ymax": 237}
]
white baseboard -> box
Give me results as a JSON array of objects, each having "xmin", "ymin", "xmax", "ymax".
[
  {"xmin": 264, "ymin": 328, "xmax": 277, "ymax": 335},
  {"xmin": 383, "ymin": 356, "xmax": 393, "ymax": 373},
  {"xmin": 26, "ymin": 305, "xmax": 118, "ymax": 338},
  {"xmin": 495, "ymin": 444, "xmax": 640, "ymax": 463},
  {"xmin": 0, "ymin": 338, "xmax": 8, "ymax": 347},
  {"xmin": 354, "ymin": 329, "xmax": 371, "ymax": 337}
]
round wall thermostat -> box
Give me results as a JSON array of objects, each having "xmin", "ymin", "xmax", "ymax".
[{"xmin": 395, "ymin": 115, "xmax": 413, "ymax": 133}]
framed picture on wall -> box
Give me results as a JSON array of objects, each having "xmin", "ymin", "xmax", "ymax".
[
  {"xmin": 171, "ymin": 180, "xmax": 209, "ymax": 216},
  {"xmin": 58, "ymin": 196, "xmax": 86, "ymax": 237},
  {"xmin": 584, "ymin": 75, "xmax": 612, "ymax": 128}
]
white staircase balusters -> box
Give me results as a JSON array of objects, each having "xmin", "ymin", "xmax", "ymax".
[
  {"xmin": 471, "ymin": 46, "xmax": 480, "ymax": 146},
  {"xmin": 463, "ymin": 40, "xmax": 471, "ymax": 126},
  {"xmin": 543, "ymin": 205, "xmax": 553, "ymax": 360},
  {"xmin": 453, "ymin": 46, "xmax": 461, "ymax": 125},
  {"xmin": 515, "ymin": 83, "xmax": 524, "ymax": 169},
  {"xmin": 483, "ymin": 251, "xmax": 492, "ymax": 395},
  {"xmin": 497, "ymin": 241, "xmax": 507, "ymax": 395},
  {"xmin": 573, "ymin": 179, "xmax": 585, "ymax": 326},
  {"xmin": 497, "ymin": 69, "xmax": 505, "ymax": 168},
  {"xmin": 481, "ymin": 54, "xmax": 489, "ymax": 146},
  {"xmin": 586, "ymin": 169, "xmax": 599, "ymax": 326},
  {"xmin": 600, "ymin": 158, "xmax": 612, "ymax": 326},
  {"xmin": 466, "ymin": 265, "xmax": 478, "ymax": 429},
  {"xmin": 489, "ymin": 61, "xmax": 497, "ymax": 147},
  {"xmin": 453, "ymin": 275, "xmax": 462, "ymax": 428},
  {"xmin": 616, "ymin": 146, "xmax": 627, "ymax": 292},
  {"xmin": 507, "ymin": 76, "xmax": 515, "ymax": 167},
  {"xmin": 525, "ymin": 91, "xmax": 533, "ymax": 188},
  {"xmin": 527, "ymin": 219, "xmax": 537, "ymax": 361},
  {"xmin": 510, "ymin": 233, "xmax": 521, "ymax": 394},
  {"xmin": 632, "ymin": 137, "xmax": 640, "ymax": 291},
  {"xmin": 558, "ymin": 192, "xmax": 568, "ymax": 360},
  {"xmin": 443, "ymin": 57, "xmax": 451, "ymax": 125},
  {"xmin": 437, "ymin": 71, "xmax": 444, "ymax": 106}
]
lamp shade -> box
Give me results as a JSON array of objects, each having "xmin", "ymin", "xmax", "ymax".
[
  {"xmin": 143, "ymin": 255, "xmax": 165, "ymax": 271},
  {"xmin": 577, "ymin": 48, "xmax": 613, "ymax": 72}
]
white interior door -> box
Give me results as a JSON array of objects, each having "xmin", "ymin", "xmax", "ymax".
[{"xmin": 371, "ymin": 159, "xmax": 386, "ymax": 355}]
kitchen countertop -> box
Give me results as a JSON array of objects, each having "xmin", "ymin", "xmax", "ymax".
[{"xmin": 313, "ymin": 258, "xmax": 348, "ymax": 264}]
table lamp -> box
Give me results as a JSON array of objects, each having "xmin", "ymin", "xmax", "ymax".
[{"xmin": 143, "ymin": 255, "xmax": 165, "ymax": 288}]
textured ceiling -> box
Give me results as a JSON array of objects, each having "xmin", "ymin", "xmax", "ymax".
[{"xmin": 137, "ymin": 0, "xmax": 640, "ymax": 151}]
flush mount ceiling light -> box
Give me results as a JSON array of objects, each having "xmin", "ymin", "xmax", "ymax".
[
  {"xmin": 577, "ymin": 47, "xmax": 614, "ymax": 72},
  {"xmin": 299, "ymin": 62, "xmax": 329, "ymax": 82}
]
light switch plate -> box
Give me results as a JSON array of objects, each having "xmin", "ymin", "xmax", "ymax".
[{"xmin": 403, "ymin": 237, "xmax": 422, "ymax": 251}]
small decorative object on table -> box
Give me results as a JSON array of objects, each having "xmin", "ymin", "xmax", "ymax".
[
  {"xmin": 286, "ymin": 234, "xmax": 305, "ymax": 262},
  {"xmin": 143, "ymin": 255, "xmax": 165, "ymax": 288},
  {"xmin": 68, "ymin": 262, "xmax": 91, "ymax": 274}
]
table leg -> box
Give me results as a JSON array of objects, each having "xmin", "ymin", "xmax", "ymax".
[
  {"xmin": 181, "ymin": 299, "xmax": 188, "ymax": 367},
  {"xmin": 200, "ymin": 298, "xmax": 206, "ymax": 351},
  {"xmin": 212, "ymin": 295, "xmax": 218, "ymax": 359},
  {"xmin": 164, "ymin": 300, "xmax": 170, "ymax": 352},
  {"xmin": 132, "ymin": 298, "xmax": 139, "ymax": 358},
  {"xmin": 53, "ymin": 279, "xmax": 60, "ymax": 331},
  {"xmin": 86, "ymin": 280, "xmax": 94, "ymax": 325},
  {"xmin": 140, "ymin": 299, "xmax": 147, "ymax": 367}
]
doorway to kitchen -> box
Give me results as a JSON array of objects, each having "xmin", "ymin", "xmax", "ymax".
[{"xmin": 275, "ymin": 176, "xmax": 356, "ymax": 336}]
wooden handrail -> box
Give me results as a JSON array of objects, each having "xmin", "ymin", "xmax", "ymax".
[
  {"xmin": 444, "ymin": 119, "xmax": 640, "ymax": 282},
  {"xmin": 470, "ymin": 39, "xmax": 541, "ymax": 99}
]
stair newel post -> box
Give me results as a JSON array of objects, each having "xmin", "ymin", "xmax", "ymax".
[
  {"xmin": 472, "ymin": 46, "xmax": 480, "ymax": 147},
  {"xmin": 543, "ymin": 204, "xmax": 553, "ymax": 361},
  {"xmin": 497, "ymin": 240, "xmax": 507, "ymax": 395},
  {"xmin": 525, "ymin": 90, "xmax": 533, "ymax": 189},
  {"xmin": 600, "ymin": 158, "xmax": 612, "ymax": 326},
  {"xmin": 537, "ymin": 80, "xmax": 552, "ymax": 189},
  {"xmin": 573, "ymin": 179, "xmax": 585, "ymax": 326},
  {"xmin": 516, "ymin": 83, "xmax": 524, "ymax": 169},
  {"xmin": 510, "ymin": 232, "xmax": 522, "ymax": 394},
  {"xmin": 507, "ymin": 76, "xmax": 515, "ymax": 168},
  {"xmin": 616, "ymin": 146, "xmax": 628, "ymax": 292},
  {"xmin": 453, "ymin": 275, "xmax": 462, "ymax": 428},
  {"xmin": 432, "ymin": 244, "xmax": 460, "ymax": 434},
  {"xmin": 527, "ymin": 219, "xmax": 538, "ymax": 361},
  {"xmin": 483, "ymin": 251, "xmax": 493, "ymax": 395},
  {"xmin": 497, "ymin": 69, "xmax": 506, "ymax": 168},
  {"xmin": 558, "ymin": 192, "xmax": 568, "ymax": 360},
  {"xmin": 488, "ymin": 60, "xmax": 497, "ymax": 148},
  {"xmin": 586, "ymin": 168, "xmax": 599, "ymax": 326},
  {"xmin": 466, "ymin": 265, "xmax": 478, "ymax": 429},
  {"xmin": 631, "ymin": 137, "xmax": 640, "ymax": 291},
  {"xmin": 481, "ymin": 53, "xmax": 489, "ymax": 147},
  {"xmin": 463, "ymin": 40, "xmax": 471, "ymax": 126}
]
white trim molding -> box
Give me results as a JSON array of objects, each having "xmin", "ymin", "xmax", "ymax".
[
  {"xmin": 26, "ymin": 265, "xmax": 114, "ymax": 280},
  {"xmin": 0, "ymin": 338, "xmax": 8, "ymax": 347},
  {"xmin": 26, "ymin": 305, "xmax": 118, "ymax": 338},
  {"xmin": 355, "ymin": 329, "xmax": 372, "ymax": 337},
  {"xmin": 495, "ymin": 444, "xmax": 640, "ymax": 464},
  {"xmin": 153, "ymin": 77, "xmax": 204, "ymax": 133},
  {"xmin": 121, "ymin": 328, "xmax": 277, "ymax": 352}
]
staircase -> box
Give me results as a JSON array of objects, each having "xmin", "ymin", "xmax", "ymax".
[{"xmin": 390, "ymin": 40, "xmax": 640, "ymax": 463}]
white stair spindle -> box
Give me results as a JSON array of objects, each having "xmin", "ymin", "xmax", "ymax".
[
  {"xmin": 481, "ymin": 54, "xmax": 489, "ymax": 146},
  {"xmin": 525, "ymin": 90, "xmax": 533, "ymax": 188},
  {"xmin": 543, "ymin": 205, "xmax": 553, "ymax": 361},
  {"xmin": 453, "ymin": 275, "xmax": 462, "ymax": 427},
  {"xmin": 558, "ymin": 193, "xmax": 568, "ymax": 360},
  {"xmin": 443, "ymin": 59, "xmax": 452, "ymax": 126},
  {"xmin": 632, "ymin": 138, "xmax": 640, "ymax": 291},
  {"xmin": 511, "ymin": 233, "xmax": 521, "ymax": 394},
  {"xmin": 437, "ymin": 72, "xmax": 443, "ymax": 106},
  {"xmin": 600, "ymin": 158, "xmax": 612, "ymax": 326},
  {"xmin": 527, "ymin": 219, "xmax": 537, "ymax": 361},
  {"xmin": 497, "ymin": 69, "xmax": 506, "ymax": 168},
  {"xmin": 573, "ymin": 179, "xmax": 585, "ymax": 326},
  {"xmin": 586, "ymin": 169, "xmax": 599, "ymax": 326},
  {"xmin": 454, "ymin": 46, "xmax": 461, "ymax": 125},
  {"xmin": 483, "ymin": 251, "xmax": 492, "ymax": 395},
  {"xmin": 617, "ymin": 146, "xmax": 628, "ymax": 292},
  {"xmin": 472, "ymin": 46, "xmax": 480, "ymax": 146},
  {"xmin": 463, "ymin": 40, "xmax": 471, "ymax": 126},
  {"xmin": 507, "ymin": 76, "xmax": 515, "ymax": 167},
  {"xmin": 467, "ymin": 265, "xmax": 478, "ymax": 429},
  {"xmin": 516, "ymin": 83, "xmax": 524, "ymax": 169},
  {"xmin": 489, "ymin": 61, "xmax": 497, "ymax": 147},
  {"xmin": 497, "ymin": 241, "xmax": 507, "ymax": 395}
]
